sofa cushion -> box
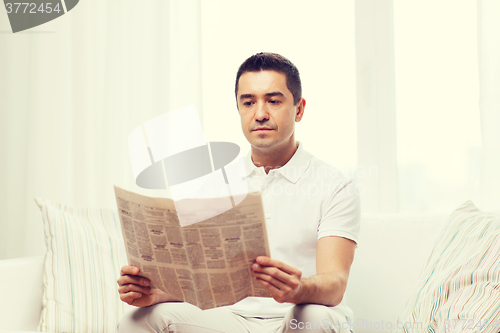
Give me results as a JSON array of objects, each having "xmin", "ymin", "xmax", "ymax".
[
  {"xmin": 394, "ymin": 201, "xmax": 500, "ymax": 332},
  {"xmin": 36, "ymin": 198, "xmax": 132, "ymax": 333}
]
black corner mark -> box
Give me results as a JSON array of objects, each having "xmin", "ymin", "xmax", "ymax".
[{"xmin": 4, "ymin": 0, "xmax": 79, "ymax": 33}]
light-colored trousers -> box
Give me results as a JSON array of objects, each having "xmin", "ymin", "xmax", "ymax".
[{"xmin": 117, "ymin": 302, "xmax": 352, "ymax": 333}]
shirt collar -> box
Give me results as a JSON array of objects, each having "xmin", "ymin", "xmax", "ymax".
[{"xmin": 243, "ymin": 141, "xmax": 311, "ymax": 184}]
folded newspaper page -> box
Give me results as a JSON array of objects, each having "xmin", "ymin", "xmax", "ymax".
[{"xmin": 114, "ymin": 186, "xmax": 272, "ymax": 309}]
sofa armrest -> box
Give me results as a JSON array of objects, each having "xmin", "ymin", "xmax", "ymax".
[
  {"xmin": 0, "ymin": 256, "xmax": 44, "ymax": 332},
  {"xmin": 345, "ymin": 213, "xmax": 448, "ymax": 333}
]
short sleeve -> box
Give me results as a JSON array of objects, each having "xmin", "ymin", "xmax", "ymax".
[{"xmin": 317, "ymin": 179, "xmax": 360, "ymax": 246}]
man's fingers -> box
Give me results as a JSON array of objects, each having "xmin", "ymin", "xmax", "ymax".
[
  {"xmin": 255, "ymin": 278, "xmax": 290, "ymax": 303},
  {"xmin": 252, "ymin": 263, "xmax": 300, "ymax": 288},
  {"xmin": 120, "ymin": 291, "xmax": 142, "ymax": 305},
  {"xmin": 118, "ymin": 283, "xmax": 152, "ymax": 295},
  {"xmin": 117, "ymin": 265, "xmax": 156, "ymax": 307},
  {"xmin": 251, "ymin": 265, "xmax": 289, "ymax": 286},
  {"xmin": 251, "ymin": 270, "xmax": 289, "ymax": 291},
  {"xmin": 256, "ymin": 277, "xmax": 279, "ymax": 292},
  {"xmin": 255, "ymin": 256, "xmax": 302, "ymax": 277},
  {"xmin": 121, "ymin": 265, "xmax": 140, "ymax": 276},
  {"xmin": 117, "ymin": 274, "xmax": 150, "ymax": 287}
]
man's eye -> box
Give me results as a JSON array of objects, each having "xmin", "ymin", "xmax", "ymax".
[
  {"xmin": 243, "ymin": 101, "xmax": 253, "ymax": 106},
  {"xmin": 269, "ymin": 100, "xmax": 281, "ymax": 104}
]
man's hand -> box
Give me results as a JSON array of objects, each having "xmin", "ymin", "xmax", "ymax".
[
  {"xmin": 251, "ymin": 237, "xmax": 356, "ymax": 307},
  {"xmin": 117, "ymin": 265, "xmax": 180, "ymax": 307},
  {"xmin": 250, "ymin": 256, "xmax": 304, "ymax": 304}
]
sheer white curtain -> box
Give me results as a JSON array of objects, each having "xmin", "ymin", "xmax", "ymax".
[
  {"xmin": 478, "ymin": 0, "xmax": 500, "ymax": 211},
  {"xmin": 355, "ymin": 0, "xmax": 398, "ymax": 213},
  {"xmin": 393, "ymin": 0, "xmax": 482, "ymax": 214},
  {"xmin": 355, "ymin": 0, "xmax": 490, "ymax": 214},
  {"xmin": 0, "ymin": 0, "xmax": 202, "ymax": 260}
]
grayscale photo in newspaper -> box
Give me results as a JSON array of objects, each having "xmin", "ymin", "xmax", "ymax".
[{"xmin": 114, "ymin": 186, "xmax": 272, "ymax": 309}]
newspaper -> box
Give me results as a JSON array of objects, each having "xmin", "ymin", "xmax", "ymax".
[{"xmin": 114, "ymin": 186, "xmax": 272, "ymax": 309}]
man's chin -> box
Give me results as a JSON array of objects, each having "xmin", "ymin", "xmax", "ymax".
[{"xmin": 250, "ymin": 139, "xmax": 276, "ymax": 150}]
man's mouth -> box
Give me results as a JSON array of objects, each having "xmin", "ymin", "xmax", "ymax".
[{"xmin": 253, "ymin": 127, "xmax": 273, "ymax": 131}]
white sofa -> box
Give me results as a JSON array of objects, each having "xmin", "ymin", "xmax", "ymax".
[{"xmin": 0, "ymin": 213, "xmax": 449, "ymax": 333}]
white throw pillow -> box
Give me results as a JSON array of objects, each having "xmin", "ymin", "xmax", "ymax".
[
  {"xmin": 36, "ymin": 198, "xmax": 132, "ymax": 333},
  {"xmin": 394, "ymin": 201, "xmax": 500, "ymax": 333}
]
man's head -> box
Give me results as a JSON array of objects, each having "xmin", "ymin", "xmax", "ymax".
[
  {"xmin": 235, "ymin": 52, "xmax": 302, "ymax": 106},
  {"xmin": 235, "ymin": 53, "xmax": 305, "ymax": 157}
]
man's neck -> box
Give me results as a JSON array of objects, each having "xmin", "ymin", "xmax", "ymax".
[{"xmin": 250, "ymin": 141, "xmax": 298, "ymax": 174}]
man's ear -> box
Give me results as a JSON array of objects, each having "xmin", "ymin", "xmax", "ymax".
[{"xmin": 295, "ymin": 98, "xmax": 306, "ymax": 122}]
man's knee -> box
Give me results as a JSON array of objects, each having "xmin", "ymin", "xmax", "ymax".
[
  {"xmin": 118, "ymin": 306, "xmax": 153, "ymax": 333},
  {"xmin": 283, "ymin": 304, "xmax": 349, "ymax": 333},
  {"xmin": 117, "ymin": 302, "xmax": 201, "ymax": 333},
  {"xmin": 292, "ymin": 304, "xmax": 334, "ymax": 322}
]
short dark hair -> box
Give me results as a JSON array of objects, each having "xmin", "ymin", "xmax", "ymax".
[{"xmin": 235, "ymin": 52, "xmax": 302, "ymax": 105}]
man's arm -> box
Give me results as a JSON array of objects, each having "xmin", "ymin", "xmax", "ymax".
[
  {"xmin": 301, "ymin": 236, "xmax": 356, "ymax": 306},
  {"xmin": 250, "ymin": 235, "xmax": 356, "ymax": 306}
]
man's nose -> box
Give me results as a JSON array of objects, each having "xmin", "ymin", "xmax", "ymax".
[{"xmin": 254, "ymin": 102, "xmax": 269, "ymax": 121}]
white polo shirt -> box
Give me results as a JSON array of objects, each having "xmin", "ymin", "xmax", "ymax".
[{"xmin": 225, "ymin": 142, "xmax": 360, "ymax": 320}]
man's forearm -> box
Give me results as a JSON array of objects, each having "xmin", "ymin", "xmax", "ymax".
[{"xmin": 294, "ymin": 273, "xmax": 347, "ymax": 307}]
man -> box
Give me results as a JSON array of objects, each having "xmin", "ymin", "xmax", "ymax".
[{"xmin": 117, "ymin": 52, "xmax": 360, "ymax": 333}]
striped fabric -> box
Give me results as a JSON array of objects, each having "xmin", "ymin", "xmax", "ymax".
[
  {"xmin": 393, "ymin": 201, "xmax": 500, "ymax": 333},
  {"xmin": 36, "ymin": 198, "xmax": 132, "ymax": 333}
]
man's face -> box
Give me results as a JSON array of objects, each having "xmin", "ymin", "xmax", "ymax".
[{"xmin": 237, "ymin": 70, "xmax": 304, "ymax": 152}]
